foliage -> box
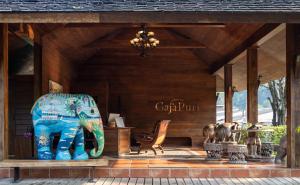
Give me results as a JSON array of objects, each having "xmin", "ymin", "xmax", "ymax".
[
  {"xmin": 233, "ymin": 90, "xmax": 247, "ymax": 113},
  {"xmin": 238, "ymin": 124, "xmax": 286, "ymax": 145},
  {"xmin": 232, "ymin": 87, "xmax": 273, "ymax": 113},
  {"xmin": 297, "ymin": 126, "xmax": 300, "ymax": 134},
  {"xmin": 262, "ymin": 78, "xmax": 286, "ymax": 126},
  {"xmin": 216, "ymin": 92, "xmax": 224, "ymax": 105}
]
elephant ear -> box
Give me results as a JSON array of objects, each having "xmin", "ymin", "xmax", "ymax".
[
  {"xmin": 31, "ymin": 96, "xmax": 43, "ymax": 114},
  {"xmin": 63, "ymin": 97, "xmax": 81, "ymax": 117}
]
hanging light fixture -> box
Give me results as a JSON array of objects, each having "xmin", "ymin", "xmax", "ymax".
[{"xmin": 130, "ymin": 25, "xmax": 160, "ymax": 57}]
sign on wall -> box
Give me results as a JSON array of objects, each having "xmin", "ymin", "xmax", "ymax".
[{"xmin": 155, "ymin": 98, "xmax": 200, "ymax": 115}]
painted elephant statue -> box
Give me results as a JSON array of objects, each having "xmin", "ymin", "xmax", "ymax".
[
  {"xmin": 31, "ymin": 93, "xmax": 104, "ymax": 160},
  {"xmin": 275, "ymin": 135, "xmax": 287, "ymax": 164}
]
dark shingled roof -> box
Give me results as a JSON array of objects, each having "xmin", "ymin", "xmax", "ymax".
[{"xmin": 0, "ymin": 0, "xmax": 300, "ymax": 12}]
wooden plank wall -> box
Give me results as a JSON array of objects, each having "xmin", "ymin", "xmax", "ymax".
[
  {"xmin": 41, "ymin": 35, "xmax": 77, "ymax": 94},
  {"xmin": 8, "ymin": 75, "xmax": 34, "ymax": 159},
  {"xmin": 72, "ymin": 81, "xmax": 110, "ymax": 124},
  {"xmin": 73, "ymin": 49, "xmax": 216, "ymax": 146}
]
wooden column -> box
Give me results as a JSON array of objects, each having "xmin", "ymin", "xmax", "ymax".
[
  {"xmin": 224, "ymin": 64, "xmax": 233, "ymax": 123},
  {"xmin": 286, "ymin": 24, "xmax": 300, "ymax": 168},
  {"xmin": 247, "ymin": 47, "xmax": 258, "ymax": 124},
  {"xmin": 32, "ymin": 28, "xmax": 42, "ymax": 158},
  {"xmin": 34, "ymin": 29, "xmax": 42, "ymax": 100},
  {"xmin": 0, "ymin": 24, "xmax": 9, "ymax": 160}
]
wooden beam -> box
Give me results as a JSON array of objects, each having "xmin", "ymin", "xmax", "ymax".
[
  {"xmin": 286, "ymin": 24, "xmax": 300, "ymax": 168},
  {"xmin": 66, "ymin": 23, "xmax": 226, "ymax": 28},
  {"xmin": 33, "ymin": 26, "xmax": 42, "ymax": 101},
  {"xmin": 224, "ymin": 64, "xmax": 233, "ymax": 123},
  {"xmin": 1, "ymin": 12, "xmax": 300, "ymax": 23},
  {"xmin": 86, "ymin": 39, "xmax": 206, "ymax": 49},
  {"xmin": 84, "ymin": 28, "xmax": 206, "ymax": 49},
  {"xmin": 247, "ymin": 47, "xmax": 258, "ymax": 124},
  {"xmin": 0, "ymin": 23, "xmax": 9, "ymax": 160},
  {"xmin": 211, "ymin": 24, "xmax": 279, "ymax": 74}
]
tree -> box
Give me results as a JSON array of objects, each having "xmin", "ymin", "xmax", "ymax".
[
  {"xmin": 233, "ymin": 90, "xmax": 247, "ymax": 117},
  {"xmin": 264, "ymin": 78, "xmax": 286, "ymax": 126}
]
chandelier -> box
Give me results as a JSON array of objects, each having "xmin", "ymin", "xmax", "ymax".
[{"xmin": 130, "ymin": 25, "xmax": 160, "ymax": 57}]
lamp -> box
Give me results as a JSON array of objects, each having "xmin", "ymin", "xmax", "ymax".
[{"xmin": 130, "ymin": 25, "xmax": 159, "ymax": 57}]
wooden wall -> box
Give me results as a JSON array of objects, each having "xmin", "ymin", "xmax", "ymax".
[
  {"xmin": 42, "ymin": 35, "xmax": 76, "ymax": 93},
  {"xmin": 73, "ymin": 49, "xmax": 216, "ymax": 146},
  {"xmin": 9, "ymin": 75, "xmax": 34, "ymax": 159}
]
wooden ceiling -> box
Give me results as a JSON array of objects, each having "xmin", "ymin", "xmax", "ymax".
[
  {"xmin": 35, "ymin": 23, "xmax": 271, "ymax": 69},
  {"xmin": 9, "ymin": 23, "xmax": 284, "ymax": 89},
  {"xmin": 216, "ymin": 25, "xmax": 286, "ymax": 91}
]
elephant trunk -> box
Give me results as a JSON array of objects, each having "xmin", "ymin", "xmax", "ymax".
[{"xmin": 90, "ymin": 122, "xmax": 104, "ymax": 158}]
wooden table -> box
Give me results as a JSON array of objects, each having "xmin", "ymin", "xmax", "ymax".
[{"xmin": 103, "ymin": 127, "xmax": 132, "ymax": 156}]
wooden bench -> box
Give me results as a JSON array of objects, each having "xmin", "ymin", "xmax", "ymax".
[{"xmin": 0, "ymin": 159, "xmax": 109, "ymax": 183}]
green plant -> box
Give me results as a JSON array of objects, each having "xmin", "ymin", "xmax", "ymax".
[
  {"xmin": 238, "ymin": 125, "xmax": 286, "ymax": 145},
  {"xmin": 296, "ymin": 126, "xmax": 300, "ymax": 134}
]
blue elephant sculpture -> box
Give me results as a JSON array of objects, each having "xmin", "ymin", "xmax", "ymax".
[{"xmin": 31, "ymin": 93, "xmax": 104, "ymax": 160}]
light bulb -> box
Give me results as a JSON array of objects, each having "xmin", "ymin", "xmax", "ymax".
[
  {"xmin": 149, "ymin": 38, "xmax": 155, "ymax": 42},
  {"xmin": 148, "ymin": 32, "xmax": 154, "ymax": 36}
]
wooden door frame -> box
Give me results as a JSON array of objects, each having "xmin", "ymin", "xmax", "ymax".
[{"xmin": 0, "ymin": 23, "xmax": 9, "ymax": 161}]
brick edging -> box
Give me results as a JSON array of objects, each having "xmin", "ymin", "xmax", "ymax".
[{"xmin": 0, "ymin": 167, "xmax": 300, "ymax": 178}]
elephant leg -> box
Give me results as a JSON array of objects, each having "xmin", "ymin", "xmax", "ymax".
[
  {"xmin": 56, "ymin": 126, "xmax": 79, "ymax": 160},
  {"xmin": 73, "ymin": 127, "xmax": 89, "ymax": 160},
  {"xmin": 34, "ymin": 125, "xmax": 52, "ymax": 160}
]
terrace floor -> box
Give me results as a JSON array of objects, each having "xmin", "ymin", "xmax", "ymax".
[{"xmin": 1, "ymin": 147, "xmax": 297, "ymax": 179}]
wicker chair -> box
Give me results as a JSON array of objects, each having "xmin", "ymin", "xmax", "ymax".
[{"xmin": 136, "ymin": 120, "xmax": 170, "ymax": 155}]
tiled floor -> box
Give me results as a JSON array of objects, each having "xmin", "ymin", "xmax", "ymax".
[
  {"xmin": 104, "ymin": 148, "xmax": 284, "ymax": 169},
  {"xmin": 0, "ymin": 148, "xmax": 295, "ymax": 179},
  {"xmin": 106, "ymin": 158, "xmax": 285, "ymax": 169}
]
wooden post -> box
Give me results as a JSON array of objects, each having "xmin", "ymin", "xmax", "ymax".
[
  {"xmin": 33, "ymin": 28, "xmax": 42, "ymax": 100},
  {"xmin": 33, "ymin": 27, "xmax": 42, "ymax": 158},
  {"xmin": 247, "ymin": 47, "xmax": 258, "ymax": 124},
  {"xmin": 286, "ymin": 24, "xmax": 300, "ymax": 168},
  {"xmin": 0, "ymin": 23, "xmax": 9, "ymax": 160},
  {"xmin": 224, "ymin": 64, "xmax": 233, "ymax": 123}
]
